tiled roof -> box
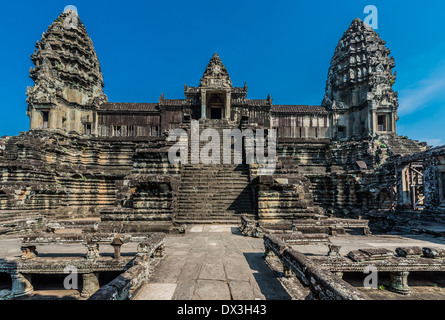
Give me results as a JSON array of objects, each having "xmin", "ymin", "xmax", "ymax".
[
  {"xmin": 162, "ymin": 99, "xmax": 186, "ymax": 106},
  {"xmin": 272, "ymin": 105, "xmax": 328, "ymax": 114},
  {"xmin": 247, "ymin": 99, "xmax": 270, "ymax": 107},
  {"xmin": 99, "ymin": 102, "xmax": 158, "ymax": 112}
]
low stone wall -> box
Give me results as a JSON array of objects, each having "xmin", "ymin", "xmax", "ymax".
[
  {"xmin": 264, "ymin": 234, "xmax": 369, "ymax": 300},
  {"xmin": 88, "ymin": 234, "xmax": 165, "ymax": 300},
  {"xmin": 88, "ymin": 256, "xmax": 154, "ymax": 300}
]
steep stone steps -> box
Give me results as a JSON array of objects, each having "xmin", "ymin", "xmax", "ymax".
[
  {"xmin": 381, "ymin": 136, "xmax": 429, "ymax": 157},
  {"xmin": 175, "ymin": 120, "xmax": 255, "ymax": 224}
]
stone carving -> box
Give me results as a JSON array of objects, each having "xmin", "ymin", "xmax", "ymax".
[
  {"xmin": 199, "ymin": 53, "xmax": 232, "ymax": 89},
  {"xmin": 85, "ymin": 243, "xmax": 100, "ymax": 260}
]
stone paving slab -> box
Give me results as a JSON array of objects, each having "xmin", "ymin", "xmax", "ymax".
[
  {"xmin": 133, "ymin": 224, "xmax": 291, "ymax": 300},
  {"xmin": 193, "ymin": 280, "xmax": 231, "ymax": 300},
  {"xmin": 134, "ymin": 283, "xmax": 177, "ymax": 300}
]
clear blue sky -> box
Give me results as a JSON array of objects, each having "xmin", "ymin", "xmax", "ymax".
[{"xmin": 1, "ymin": 0, "xmax": 444, "ymax": 146}]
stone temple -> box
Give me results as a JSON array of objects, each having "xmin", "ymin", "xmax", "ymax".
[{"xmin": 1, "ymin": 9, "xmax": 445, "ymax": 301}]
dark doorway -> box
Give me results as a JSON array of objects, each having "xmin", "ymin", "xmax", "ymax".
[
  {"xmin": 210, "ymin": 107, "xmax": 222, "ymax": 120},
  {"xmin": 42, "ymin": 111, "xmax": 49, "ymax": 129},
  {"xmin": 377, "ymin": 114, "xmax": 388, "ymax": 132}
]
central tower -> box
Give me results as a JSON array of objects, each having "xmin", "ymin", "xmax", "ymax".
[{"xmin": 198, "ymin": 53, "xmax": 233, "ymax": 120}]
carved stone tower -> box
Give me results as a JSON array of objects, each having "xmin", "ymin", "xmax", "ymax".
[
  {"xmin": 26, "ymin": 9, "xmax": 107, "ymax": 135},
  {"xmin": 322, "ymin": 18, "xmax": 398, "ymax": 139},
  {"xmin": 199, "ymin": 53, "xmax": 233, "ymax": 120}
]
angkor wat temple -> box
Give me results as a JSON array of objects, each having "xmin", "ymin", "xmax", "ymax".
[{"xmin": 1, "ymin": 9, "xmax": 445, "ymax": 236}]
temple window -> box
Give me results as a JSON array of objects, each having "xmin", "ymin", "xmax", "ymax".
[
  {"xmin": 338, "ymin": 126, "xmax": 346, "ymax": 138},
  {"xmin": 377, "ymin": 114, "xmax": 391, "ymax": 132},
  {"xmin": 42, "ymin": 111, "xmax": 49, "ymax": 129},
  {"xmin": 113, "ymin": 125, "xmax": 122, "ymax": 136},
  {"xmin": 128, "ymin": 125, "xmax": 135, "ymax": 136},
  {"xmin": 84, "ymin": 123, "xmax": 92, "ymax": 135}
]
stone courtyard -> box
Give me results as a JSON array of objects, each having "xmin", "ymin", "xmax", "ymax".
[
  {"xmin": 133, "ymin": 225, "xmax": 292, "ymax": 300},
  {"xmin": 2, "ymin": 224, "xmax": 445, "ymax": 300},
  {"xmin": 1, "ymin": 7, "xmax": 445, "ymax": 302}
]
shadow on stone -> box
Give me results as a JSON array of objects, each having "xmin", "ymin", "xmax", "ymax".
[{"xmin": 243, "ymin": 252, "xmax": 292, "ymax": 300}]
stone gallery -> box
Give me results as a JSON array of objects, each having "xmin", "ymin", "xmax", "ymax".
[{"xmin": 1, "ymin": 9, "xmax": 445, "ymax": 301}]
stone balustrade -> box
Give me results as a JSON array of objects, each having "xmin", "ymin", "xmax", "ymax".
[
  {"xmin": 0, "ymin": 232, "xmax": 165, "ymax": 299},
  {"xmin": 264, "ymin": 234, "xmax": 370, "ymax": 300}
]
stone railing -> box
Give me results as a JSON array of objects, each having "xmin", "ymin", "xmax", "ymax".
[
  {"xmin": 239, "ymin": 215, "xmax": 265, "ymax": 237},
  {"xmin": 240, "ymin": 216, "xmax": 370, "ymax": 239},
  {"xmin": 88, "ymin": 234, "xmax": 165, "ymax": 300},
  {"xmin": 264, "ymin": 234, "xmax": 369, "ymax": 300},
  {"xmin": 20, "ymin": 232, "xmax": 165, "ymax": 260},
  {"xmin": 0, "ymin": 232, "xmax": 166, "ymax": 299}
]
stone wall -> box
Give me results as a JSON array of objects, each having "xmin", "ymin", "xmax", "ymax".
[
  {"xmin": 264, "ymin": 234, "xmax": 369, "ymax": 300},
  {"xmin": 0, "ymin": 130, "xmax": 175, "ymax": 228}
]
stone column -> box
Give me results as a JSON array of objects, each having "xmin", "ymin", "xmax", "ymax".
[
  {"xmin": 81, "ymin": 272, "xmax": 100, "ymax": 298},
  {"xmin": 85, "ymin": 243, "xmax": 100, "ymax": 260},
  {"xmin": 225, "ymin": 91, "xmax": 231, "ymax": 120},
  {"xmin": 201, "ymin": 90, "xmax": 207, "ymax": 119},
  {"xmin": 389, "ymin": 271, "xmax": 410, "ymax": 295},
  {"xmin": 21, "ymin": 246, "xmax": 38, "ymax": 260},
  {"xmin": 11, "ymin": 272, "xmax": 33, "ymax": 298}
]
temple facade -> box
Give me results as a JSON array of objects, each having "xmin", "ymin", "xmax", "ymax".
[
  {"xmin": 26, "ymin": 12, "xmax": 397, "ymax": 142},
  {"xmin": 0, "ymin": 9, "xmax": 441, "ymax": 235}
]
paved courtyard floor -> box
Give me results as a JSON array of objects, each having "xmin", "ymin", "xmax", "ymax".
[
  {"xmin": 133, "ymin": 225, "xmax": 294, "ymax": 300},
  {"xmin": 3, "ymin": 225, "xmax": 445, "ymax": 300}
]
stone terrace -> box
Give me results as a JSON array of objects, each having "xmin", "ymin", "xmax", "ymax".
[{"xmin": 133, "ymin": 225, "xmax": 294, "ymax": 300}]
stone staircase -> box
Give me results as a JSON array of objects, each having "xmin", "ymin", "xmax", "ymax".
[
  {"xmin": 381, "ymin": 135, "xmax": 429, "ymax": 157},
  {"xmin": 175, "ymin": 119, "xmax": 256, "ymax": 224},
  {"xmin": 0, "ymin": 210, "xmax": 46, "ymax": 235}
]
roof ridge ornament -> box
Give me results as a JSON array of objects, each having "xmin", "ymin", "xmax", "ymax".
[{"xmin": 199, "ymin": 53, "xmax": 232, "ymax": 89}]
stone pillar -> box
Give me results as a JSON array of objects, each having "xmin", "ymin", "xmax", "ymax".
[
  {"xmin": 85, "ymin": 243, "xmax": 100, "ymax": 260},
  {"xmin": 21, "ymin": 246, "xmax": 38, "ymax": 260},
  {"xmin": 396, "ymin": 165, "xmax": 408, "ymax": 210},
  {"xmin": 362, "ymin": 227, "xmax": 371, "ymax": 236},
  {"xmin": 111, "ymin": 236, "xmax": 124, "ymax": 260},
  {"xmin": 225, "ymin": 91, "xmax": 231, "ymax": 120},
  {"xmin": 81, "ymin": 273, "xmax": 100, "ymax": 298},
  {"xmin": 328, "ymin": 245, "xmax": 341, "ymax": 257},
  {"xmin": 30, "ymin": 109, "xmax": 41, "ymax": 129},
  {"xmin": 11, "ymin": 272, "xmax": 33, "ymax": 298},
  {"xmin": 389, "ymin": 271, "xmax": 410, "ymax": 295},
  {"xmin": 201, "ymin": 90, "xmax": 207, "ymax": 119}
]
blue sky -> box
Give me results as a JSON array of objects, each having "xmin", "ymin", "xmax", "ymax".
[{"xmin": 1, "ymin": 0, "xmax": 444, "ymax": 146}]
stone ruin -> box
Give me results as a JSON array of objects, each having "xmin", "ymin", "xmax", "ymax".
[{"xmin": 0, "ymin": 9, "xmax": 444, "ymax": 300}]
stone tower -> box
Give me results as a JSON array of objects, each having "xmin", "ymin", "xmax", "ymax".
[
  {"xmin": 26, "ymin": 8, "xmax": 107, "ymax": 135},
  {"xmin": 199, "ymin": 53, "xmax": 233, "ymax": 120},
  {"xmin": 322, "ymin": 18, "xmax": 398, "ymax": 140}
]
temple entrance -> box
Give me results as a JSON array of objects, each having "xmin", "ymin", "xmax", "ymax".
[
  {"xmin": 206, "ymin": 92, "xmax": 225, "ymax": 120},
  {"xmin": 210, "ymin": 107, "xmax": 222, "ymax": 120}
]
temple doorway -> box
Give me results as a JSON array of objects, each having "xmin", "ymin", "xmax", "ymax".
[
  {"xmin": 206, "ymin": 92, "xmax": 225, "ymax": 119},
  {"xmin": 210, "ymin": 107, "xmax": 222, "ymax": 120}
]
